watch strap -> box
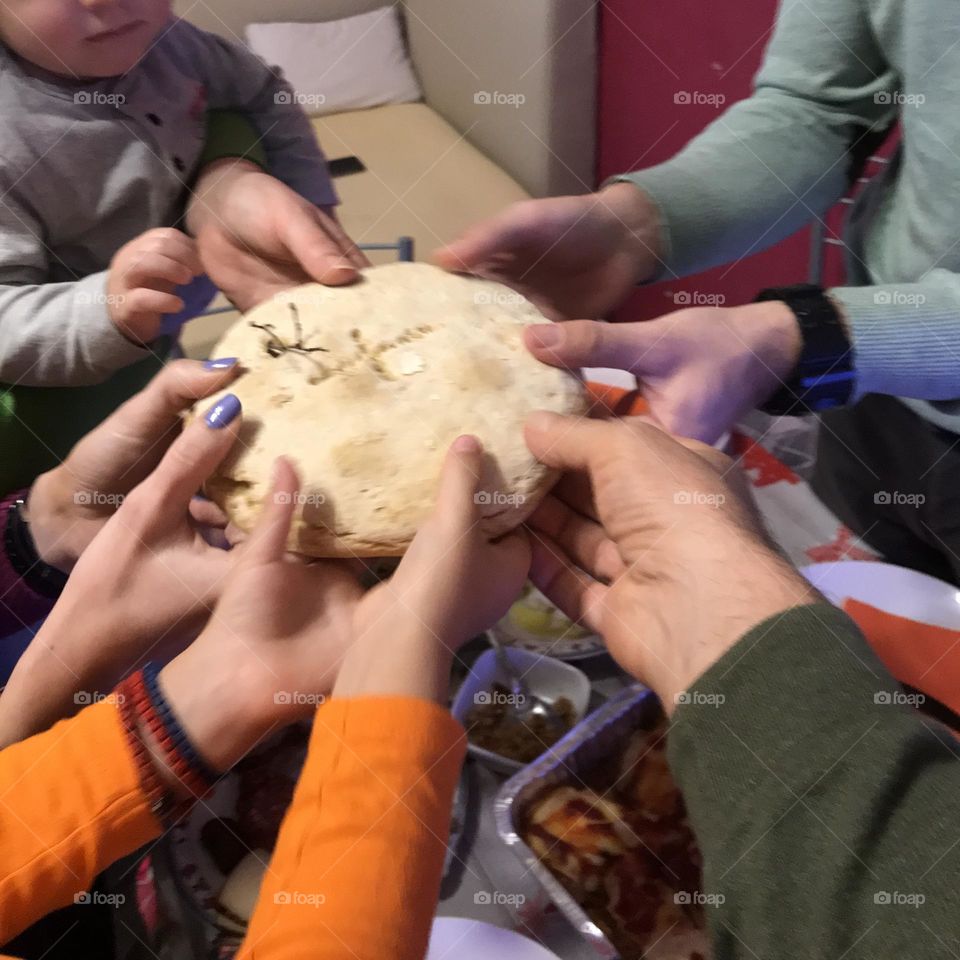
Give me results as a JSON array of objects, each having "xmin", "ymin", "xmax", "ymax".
[
  {"xmin": 755, "ymin": 284, "xmax": 855, "ymax": 415},
  {"xmin": 3, "ymin": 497, "xmax": 68, "ymax": 600}
]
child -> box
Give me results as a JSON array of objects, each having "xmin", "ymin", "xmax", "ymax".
[{"xmin": 0, "ymin": 0, "xmax": 338, "ymax": 489}]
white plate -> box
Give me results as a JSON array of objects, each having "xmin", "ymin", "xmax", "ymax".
[
  {"xmin": 451, "ymin": 645, "xmax": 592, "ymax": 775},
  {"xmin": 801, "ymin": 560, "xmax": 960, "ymax": 629},
  {"xmin": 426, "ymin": 917, "xmax": 562, "ymax": 960},
  {"xmin": 492, "ymin": 624, "xmax": 607, "ymax": 661},
  {"xmin": 494, "ymin": 584, "xmax": 606, "ymax": 661}
]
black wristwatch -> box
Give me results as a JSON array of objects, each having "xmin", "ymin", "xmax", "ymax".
[
  {"xmin": 754, "ymin": 283, "xmax": 855, "ymax": 415},
  {"xmin": 3, "ymin": 497, "xmax": 68, "ymax": 599}
]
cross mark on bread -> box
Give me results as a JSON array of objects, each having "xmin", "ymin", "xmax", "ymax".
[{"xmin": 250, "ymin": 303, "xmax": 330, "ymax": 362}]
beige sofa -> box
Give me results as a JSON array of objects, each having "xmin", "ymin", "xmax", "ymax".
[{"xmin": 174, "ymin": 0, "xmax": 597, "ymax": 357}]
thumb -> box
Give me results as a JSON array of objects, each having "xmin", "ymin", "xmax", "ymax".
[
  {"xmin": 236, "ymin": 457, "xmax": 301, "ymax": 568},
  {"xmin": 279, "ymin": 202, "xmax": 359, "ymax": 286},
  {"xmin": 523, "ymin": 319, "xmax": 666, "ymax": 375},
  {"xmin": 410, "ymin": 434, "xmax": 483, "ymax": 552},
  {"xmin": 428, "ymin": 435, "xmax": 485, "ymax": 537},
  {"xmin": 433, "ymin": 210, "xmax": 533, "ymax": 273}
]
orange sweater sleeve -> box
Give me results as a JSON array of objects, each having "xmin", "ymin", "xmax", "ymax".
[
  {"xmin": 238, "ymin": 696, "xmax": 467, "ymax": 960},
  {"xmin": 0, "ymin": 699, "xmax": 160, "ymax": 944}
]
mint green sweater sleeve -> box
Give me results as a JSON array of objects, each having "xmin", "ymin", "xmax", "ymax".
[
  {"xmin": 830, "ymin": 277, "xmax": 960, "ymax": 402},
  {"xmin": 668, "ymin": 604, "xmax": 960, "ymax": 960},
  {"xmin": 612, "ymin": 0, "xmax": 897, "ymax": 280}
]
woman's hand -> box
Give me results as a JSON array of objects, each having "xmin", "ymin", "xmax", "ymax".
[
  {"xmin": 0, "ymin": 390, "xmax": 246, "ymax": 745},
  {"xmin": 187, "ymin": 159, "xmax": 370, "ymax": 312},
  {"xmin": 26, "ymin": 358, "xmax": 241, "ymax": 572},
  {"xmin": 523, "ymin": 413, "xmax": 818, "ymax": 709}
]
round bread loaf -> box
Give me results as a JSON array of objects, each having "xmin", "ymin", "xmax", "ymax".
[{"xmin": 201, "ymin": 262, "xmax": 589, "ymax": 557}]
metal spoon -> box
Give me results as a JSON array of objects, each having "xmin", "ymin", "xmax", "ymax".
[{"xmin": 487, "ymin": 633, "xmax": 570, "ymax": 743}]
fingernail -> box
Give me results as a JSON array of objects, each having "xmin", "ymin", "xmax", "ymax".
[
  {"xmin": 453, "ymin": 434, "xmax": 482, "ymax": 453},
  {"xmin": 204, "ymin": 393, "xmax": 241, "ymax": 429},
  {"xmin": 526, "ymin": 324, "xmax": 561, "ymax": 349},
  {"xmin": 203, "ymin": 357, "xmax": 238, "ymax": 370}
]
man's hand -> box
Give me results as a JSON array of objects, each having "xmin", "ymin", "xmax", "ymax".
[
  {"xmin": 523, "ymin": 413, "xmax": 818, "ymax": 709},
  {"xmin": 433, "ymin": 183, "xmax": 664, "ymax": 320},
  {"xmin": 525, "ymin": 302, "xmax": 802, "ymax": 443},
  {"xmin": 187, "ymin": 159, "xmax": 369, "ymax": 312},
  {"xmin": 107, "ymin": 228, "xmax": 202, "ymax": 344}
]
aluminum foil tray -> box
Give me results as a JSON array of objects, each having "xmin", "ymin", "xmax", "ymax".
[{"xmin": 494, "ymin": 684, "xmax": 663, "ymax": 958}]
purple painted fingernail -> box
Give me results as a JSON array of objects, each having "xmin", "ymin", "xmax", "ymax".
[
  {"xmin": 204, "ymin": 393, "xmax": 241, "ymax": 429},
  {"xmin": 203, "ymin": 357, "xmax": 238, "ymax": 370}
]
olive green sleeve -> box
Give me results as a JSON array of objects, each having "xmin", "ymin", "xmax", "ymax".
[
  {"xmin": 196, "ymin": 109, "xmax": 268, "ymax": 173},
  {"xmin": 668, "ymin": 603, "xmax": 960, "ymax": 959}
]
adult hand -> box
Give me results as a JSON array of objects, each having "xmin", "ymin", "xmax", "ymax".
[
  {"xmin": 433, "ymin": 183, "xmax": 663, "ymax": 321},
  {"xmin": 187, "ymin": 159, "xmax": 370, "ymax": 312},
  {"xmin": 0, "ymin": 390, "xmax": 245, "ymax": 745},
  {"xmin": 26, "ymin": 358, "xmax": 241, "ymax": 572},
  {"xmin": 524, "ymin": 302, "xmax": 801, "ymax": 443},
  {"xmin": 523, "ymin": 413, "xmax": 818, "ymax": 710}
]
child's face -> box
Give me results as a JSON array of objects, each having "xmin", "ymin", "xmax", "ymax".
[{"xmin": 0, "ymin": 0, "xmax": 173, "ymax": 79}]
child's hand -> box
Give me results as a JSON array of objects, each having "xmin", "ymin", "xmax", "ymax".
[
  {"xmin": 370, "ymin": 435, "xmax": 531, "ymax": 647},
  {"xmin": 175, "ymin": 439, "xmax": 531, "ymax": 719},
  {"xmin": 107, "ymin": 228, "xmax": 202, "ymax": 344},
  {"xmin": 337, "ymin": 437, "xmax": 532, "ymax": 702}
]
